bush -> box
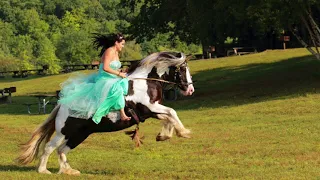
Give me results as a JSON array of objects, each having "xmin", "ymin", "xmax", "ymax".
[
  {"xmin": 0, "ymin": 56, "xmax": 21, "ymax": 71},
  {"xmin": 120, "ymin": 41, "xmax": 143, "ymax": 60}
]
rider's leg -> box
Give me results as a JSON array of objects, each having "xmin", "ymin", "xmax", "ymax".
[{"xmin": 120, "ymin": 108, "xmax": 131, "ymax": 121}]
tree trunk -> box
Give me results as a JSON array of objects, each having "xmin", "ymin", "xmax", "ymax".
[
  {"xmin": 290, "ymin": 27, "xmax": 320, "ymax": 60},
  {"xmin": 300, "ymin": 15, "xmax": 319, "ymax": 54},
  {"xmin": 306, "ymin": 10, "xmax": 320, "ymax": 46},
  {"xmin": 306, "ymin": 5, "xmax": 320, "ymax": 53}
]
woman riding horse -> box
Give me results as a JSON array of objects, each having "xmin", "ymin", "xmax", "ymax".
[
  {"xmin": 59, "ymin": 33, "xmax": 131, "ymax": 123},
  {"xmin": 17, "ymin": 50, "xmax": 195, "ymax": 175}
]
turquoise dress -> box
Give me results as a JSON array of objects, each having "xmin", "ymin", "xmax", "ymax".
[{"xmin": 58, "ymin": 61, "xmax": 128, "ymax": 124}]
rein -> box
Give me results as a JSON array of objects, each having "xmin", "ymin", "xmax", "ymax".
[
  {"xmin": 128, "ymin": 77, "xmax": 178, "ymax": 85},
  {"xmin": 128, "ymin": 77, "xmax": 193, "ymax": 86}
]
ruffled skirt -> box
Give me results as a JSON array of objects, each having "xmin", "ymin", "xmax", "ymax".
[{"xmin": 58, "ymin": 72, "xmax": 128, "ymax": 124}]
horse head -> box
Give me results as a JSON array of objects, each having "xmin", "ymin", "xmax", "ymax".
[
  {"xmin": 168, "ymin": 60, "xmax": 194, "ymax": 96},
  {"xmin": 128, "ymin": 51, "xmax": 195, "ymax": 96},
  {"xmin": 156, "ymin": 51, "xmax": 194, "ymax": 96}
]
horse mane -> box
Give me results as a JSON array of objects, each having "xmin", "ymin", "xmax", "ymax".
[{"xmin": 127, "ymin": 52, "xmax": 185, "ymax": 74}]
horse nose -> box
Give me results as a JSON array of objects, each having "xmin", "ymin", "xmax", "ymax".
[{"xmin": 188, "ymin": 85, "xmax": 195, "ymax": 94}]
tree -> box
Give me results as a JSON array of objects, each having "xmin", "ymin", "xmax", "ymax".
[
  {"xmin": 121, "ymin": 0, "xmax": 277, "ymax": 50},
  {"xmin": 120, "ymin": 41, "xmax": 143, "ymax": 60},
  {"xmin": 0, "ymin": 20, "xmax": 15, "ymax": 57},
  {"xmin": 286, "ymin": 0, "xmax": 320, "ymax": 60},
  {"xmin": 252, "ymin": 0, "xmax": 320, "ymax": 59},
  {"xmin": 10, "ymin": 35, "xmax": 35, "ymax": 69},
  {"xmin": 0, "ymin": 0, "xmax": 145, "ymax": 73},
  {"xmin": 34, "ymin": 34, "xmax": 61, "ymax": 73}
]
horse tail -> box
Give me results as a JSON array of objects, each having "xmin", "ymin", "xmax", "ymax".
[{"xmin": 16, "ymin": 104, "xmax": 61, "ymax": 165}]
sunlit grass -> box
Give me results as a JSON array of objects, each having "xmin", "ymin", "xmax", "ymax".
[{"xmin": 1, "ymin": 48, "xmax": 320, "ymax": 179}]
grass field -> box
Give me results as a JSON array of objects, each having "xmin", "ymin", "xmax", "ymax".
[{"xmin": 1, "ymin": 48, "xmax": 320, "ymax": 179}]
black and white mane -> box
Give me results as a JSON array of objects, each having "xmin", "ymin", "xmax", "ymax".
[{"xmin": 17, "ymin": 52, "xmax": 195, "ymax": 175}]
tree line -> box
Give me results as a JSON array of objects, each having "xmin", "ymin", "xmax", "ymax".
[
  {"xmin": 1, "ymin": 0, "xmax": 320, "ymax": 74},
  {"xmin": 0, "ymin": 0, "xmax": 201, "ymax": 73}
]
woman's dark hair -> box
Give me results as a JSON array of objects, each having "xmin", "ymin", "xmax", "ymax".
[{"xmin": 92, "ymin": 33, "xmax": 125, "ymax": 57}]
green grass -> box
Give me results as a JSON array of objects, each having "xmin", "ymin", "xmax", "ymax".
[{"xmin": 1, "ymin": 48, "xmax": 320, "ymax": 179}]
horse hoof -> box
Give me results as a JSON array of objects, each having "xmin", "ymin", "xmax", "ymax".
[
  {"xmin": 156, "ymin": 134, "xmax": 170, "ymax": 141},
  {"xmin": 176, "ymin": 129, "xmax": 191, "ymax": 138},
  {"xmin": 181, "ymin": 134, "xmax": 191, "ymax": 138},
  {"xmin": 58, "ymin": 168, "xmax": 81, "ymax": 175},
  {"xmin": 177, "ymin": 132, "xmax": 191, "ymax": 138},
  {"xmin": 38, "ymin": 169, "xmax": 52, "ymax": 174}
]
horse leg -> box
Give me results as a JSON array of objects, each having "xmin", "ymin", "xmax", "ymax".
[
  {"xmin": 155, "ymin": 114, "xmax": 175, "ymax": 141},
  {"xmin": 149, "ymin": 104, "xmax": 191, "ymax": 138},
  {"xmin": 38, "ymin": 105, "xmax": 70, "ymax": 174},
  {"xmin": 57, "ymin": 131, "xmax": 90, "ymax": 175},
  {"xmin": 37, "ymin": 105, "xmax": 69, "ymax": 174},
  {"xmin": 57, "ymin": 143, "xmax": 80, "ymax": 175},
  {"xmin": 38, "ymin": 133, "xmax": 65, "ymax": 174}
]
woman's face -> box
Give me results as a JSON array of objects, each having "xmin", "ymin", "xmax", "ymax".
[{"xmin": 115, "ymin": 40, "xmax": 125, "ymax": 52}]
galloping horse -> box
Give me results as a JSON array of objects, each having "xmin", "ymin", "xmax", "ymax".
[{"xmin": 17, "ymin": 52, "xmax": 195, "ymax": 175}]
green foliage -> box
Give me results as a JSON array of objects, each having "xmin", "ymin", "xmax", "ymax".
[
  {"xmin": 16, "ymin": 9, "xmax": 49, "ymax": 36},
  {"xmin": 140, "ymin": 33, "xmax": 202, "ymax": 56},
  {"xmin": 120, "ymin": 41, "xmax": 143, "ymax": 60},
  {"xmin": 0, "ymin": 56, "xmax": 20, "ymax": 71},
  {"xmin": 10, "ymin": 35, "xmax": 35, "ymax": 62},
  {"xmin": 56, "ymin": 30, "xmax": 93, "ymax": 65},
  {"xmin": 61, "ymin": 9, "xmax": 85, "ymax": 32},
  {"xmin": 0, "ymin": 0, "xmax": 204, "ymax": 74},
  {"xmin": 34, "ymin": 35, "xmax": 61, "ymax": 73},
  {"xmin": 123, "ymin": 0, "xmax": 319, "ymax": 53},
  {"xmin": 0, "ymin": 0, "xmax": 138, "ymax": 73},
  {"xmin": 100, "ymin": 20, "xmax": 118, "ymax": 34},
  {"xmin": 0, "ymin": 20, "xmax": 15, "ymax": 57}
]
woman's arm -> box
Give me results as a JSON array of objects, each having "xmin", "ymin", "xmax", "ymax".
[{"xmin": 102, "ymin": 48, "xmax": 127, "ymax": 78}]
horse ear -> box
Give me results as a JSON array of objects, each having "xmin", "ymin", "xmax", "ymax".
[
  {"xmin": 176, "ymin": 52, "xmax": 186, "ymax": 64},
  {"xmin": 186, "ymin": 54, "xmax": 193, "ymax": 62}
]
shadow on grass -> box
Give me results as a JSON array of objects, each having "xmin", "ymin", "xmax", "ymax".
[
  {"xmin": 0, "ymin": 165, "xmax": 35, "ymax": 172},
  {"xmin": 0, "ymin": 74, "xmax": 57, "ymax": 83},
  {"xmin": 0, "ymin": 96, "xmax": 57, "ymax": 115},
  {"xmin": 81, "ymin": 169, "xmax": 118, "ymax": 176},
  {"xmin": 0, "ymin": 70, "xmax": 95, "ymax": 83},
  {"xmin": 0, "ymin": 164, "xmax": 59, "ymax": 173},
  {"xmin": 1, "ymin": 55, "xmax": 320, "ymax": 114}
]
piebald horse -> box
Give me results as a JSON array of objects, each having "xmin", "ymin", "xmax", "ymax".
[{"xmin": 17, "ymin": 52, "xmax": 195, "ymax": 175}]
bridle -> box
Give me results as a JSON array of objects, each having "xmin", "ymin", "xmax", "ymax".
[{"xmin": 173, "ymin": 61, "xmax": 193, "ymax": 87}]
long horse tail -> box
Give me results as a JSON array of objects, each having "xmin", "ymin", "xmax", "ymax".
[{"xmin": 16, "ymin": 104, "xmax": 61, "ymax": 165}]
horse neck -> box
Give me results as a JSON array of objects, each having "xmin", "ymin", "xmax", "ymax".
[
  {"xmin": 128, "ymin": 65, "xmax": 169, "ymax": 80},
  {"xmin": 128, "ymin": 66, "xmax": 152, "ymax": 78},
  {"xmin": 126, "ymin": 65, "xmax": 170, "ymax": 102}
]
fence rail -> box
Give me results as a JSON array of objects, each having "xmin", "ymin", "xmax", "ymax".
[{"xmin": 0, "ymin": 65, "xmax": 48, "ymax": 78}]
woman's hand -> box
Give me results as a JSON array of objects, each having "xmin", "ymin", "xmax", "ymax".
[
  {"xmin": 118, "ymin": 72, "xmax": 127, "ymax": 78},
  {"xmin": 121, "ymin": 68, "xmax": 128, "ymax": 73}
]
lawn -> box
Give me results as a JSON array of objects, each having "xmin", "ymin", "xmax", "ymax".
[{"xmin": 1, "ymin": 48, "xmax": 320, "ymax": 179}]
